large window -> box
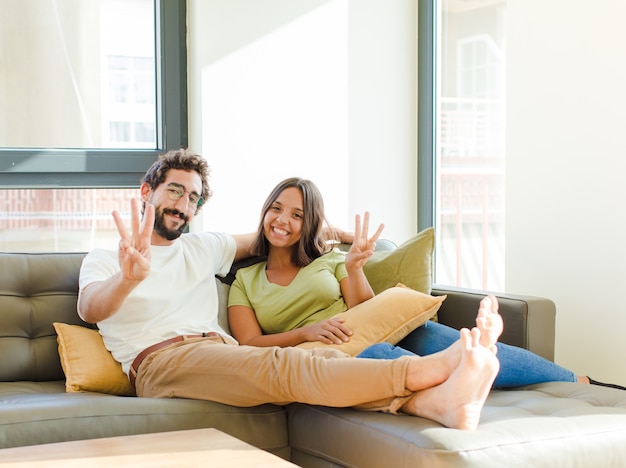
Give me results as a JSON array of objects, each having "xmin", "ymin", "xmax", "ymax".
[
  {"xmin": 0, "ymin": 0, "xmax": 187, "ymax": 252},
  {"xmin": 1, "ymin": 0, "xmax": 157, "ymax": 150},
  {"xmin": 419, "ymin": 0, "xmax": 506, "ymax": 290}
]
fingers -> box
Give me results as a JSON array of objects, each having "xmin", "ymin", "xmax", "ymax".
[
  {"xmin": 130, "ymin": 198, "xmax": 142, "ymax": 243},
  {"xmin": 353, "ymin": 212, "xmax": 384, "ymax": 248},
  {"xmin": 140, "ymin": 204, "xmax": 155, "ymax": 244},
  {"xmin": 361, "ymin": 211, "xmax": 370, "ymax": 241},
  {"xmin": 345, "ymin": 212, "xmax": 384, "ymax": 272},
  {"xmin": 353, "ymin": 214, "xmax": 362, "ymax": 243},
  {"xmin": 370, "ymin": 222, "xmax": 385, "ymax": 244},
  {"xmin": 115, "ymin": 199, "xmax": 154, "ymax": 249},
  {"xmin": 318, "ymin": 319, "xmax": 353, "ymax": 345},
  {"xmin": 112, "ymin": 210, "xmax": 129, "ymax": 240}
]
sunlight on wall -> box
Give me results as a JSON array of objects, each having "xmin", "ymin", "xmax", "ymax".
[{"xmin": 200, "ymin": 1, "xmax": 350, "ymax": 234}]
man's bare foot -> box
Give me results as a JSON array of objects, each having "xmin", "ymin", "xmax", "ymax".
[
  {"xmin": 401, "ymin": 328, "xmax": 499, "ymax": 430},
  {"xmin": 402, "ymin": 339, "xmax": 464, "ymax": 391},
  {"xmin": 476, "ymin": 295, "xmax": 503, "ymax": 354}
]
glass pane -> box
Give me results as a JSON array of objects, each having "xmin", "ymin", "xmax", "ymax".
[
  {"xmin": 435, "ymin": 0, "xmax": 506, "ymax": 290},
  {"xmin": 0, "ymin": 188, "xmax": 137, "ymax": 252},
  {"xmin": 0, "ymin": 0, "xmax": 156, "ymax": 149}
]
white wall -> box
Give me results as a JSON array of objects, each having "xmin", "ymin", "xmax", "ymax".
[
  {"xmin": 506, "ymin": 0, "xmax": 626, "ymax": 385},
  {"xmin": 189, "ymin": 0, "xmax": 626, "ymax": 385},
  {"xmin": 187, "ymin": 0, "xmax": 418, "ymax": 243},
  {"xmin": 346, "ymin": 1, "xmax": 418, "ymax": 239}
]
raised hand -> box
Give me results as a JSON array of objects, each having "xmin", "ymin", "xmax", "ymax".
[
  {"xmin": 345, "ymin": 212, "xmax": 384, "ymax": 271},
  {"xmin": 112, "ymin": 198, "xmax": 155, "ymax": 283}
]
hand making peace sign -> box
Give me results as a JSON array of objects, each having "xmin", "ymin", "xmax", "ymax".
[
  {"xmin": 344, "ymin": 212, "xmax": 384, "ymax": 271},
  {"xmin": 112, "ymin": 198, "xmax": 155, "ymax": 283}
]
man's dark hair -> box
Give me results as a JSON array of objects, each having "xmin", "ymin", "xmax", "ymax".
[{"xmin": 141, "ymin": 149, "xmax": 212, "ymax": 212}]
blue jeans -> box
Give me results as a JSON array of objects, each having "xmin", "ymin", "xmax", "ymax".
[{"xmin": 357, "ymin": 320, "xmax": 577, "ymax": 388}]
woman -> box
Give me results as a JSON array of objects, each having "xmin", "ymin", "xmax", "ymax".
[
  {"xmin": 228, "ymin": 177, "xmax": 382, "ymax": 348},
  {"xmin": 228, "ymin": 177, "xmax": 619, "ymax": 389}
]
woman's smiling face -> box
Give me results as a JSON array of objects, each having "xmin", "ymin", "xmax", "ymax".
[{"xmin": 263, "ymin": 187, "xmax": 304, "ymax": 249}]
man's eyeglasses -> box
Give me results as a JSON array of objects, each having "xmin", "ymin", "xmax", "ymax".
[{"xmin": 165, "ymin": 183, "xmax": 204, "ymax": 210}]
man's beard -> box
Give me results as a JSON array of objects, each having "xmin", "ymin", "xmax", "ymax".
[{"xmin": 153, "ymin": 207, "xmax": 189, "ymax": 241}]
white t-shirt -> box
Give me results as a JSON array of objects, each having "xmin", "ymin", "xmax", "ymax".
[{"xmin": 78, "ymin": 232, "xmax": 236, "ymax": 375}]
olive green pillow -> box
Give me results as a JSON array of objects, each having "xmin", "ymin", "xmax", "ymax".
[{"xmin": 363, "ymin": 227, "xmax": 434, "ymax": 295}]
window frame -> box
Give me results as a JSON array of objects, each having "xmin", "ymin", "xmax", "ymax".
[
  {"xmin": 0, "ymin": 0, "xmax": 187, "ymax": 189},
  {"xmin": 417, "ymin": 0, "xmax": 436, "ymax": 231}
]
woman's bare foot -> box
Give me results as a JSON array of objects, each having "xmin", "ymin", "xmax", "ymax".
[
  {"xmin": 402, "ymin": 328, "xmax": 499, "ymax": 430},
  {"xmin": 475, "ymin": 295, "xmax": 503, "ymax": 354}
]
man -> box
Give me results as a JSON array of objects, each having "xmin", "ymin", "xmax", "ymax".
[{"xmin": 78, "ymin": 148, "xmax": 500, "ymax": 430}]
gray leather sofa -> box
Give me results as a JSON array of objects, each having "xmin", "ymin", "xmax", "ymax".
[{"xmin": 2, "ymin": 252, "xmax": 626, "ymax": 467}]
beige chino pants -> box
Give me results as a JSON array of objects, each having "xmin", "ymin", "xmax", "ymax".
[{"xmin": 135, "ymin": 336, "xmax": 413, "ymax": 413}]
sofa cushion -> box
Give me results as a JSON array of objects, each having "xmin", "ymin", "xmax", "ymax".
[
  {"xmin": 0, "ymin": 252, "xmax": 88, "ymax": 383},
  {"xmin": 0, "ymin": 381, "xmax": 289, "ymax": 456},
  {"xmin": 287, "ymin": 382, "xmax": 626, "ymax": 467},
  {"xmin": 53, "ymin": 323, "xmax": 135, "ymax": 396},
  {"xmin": 363, "ymin": 228, "xmax": 434, "ymax": 295},
  {"xmin": 295, "ymin": 286, "xmax": 444, "ymax": 356}
]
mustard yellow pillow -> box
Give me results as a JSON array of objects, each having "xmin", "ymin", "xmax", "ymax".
[
  {"xmin": 363, "ymin": 228, "xmax": 434, "ymax": 295},
  {"xmin": 295, "ymin": 286, "xmax": 445, "ymax": 356},
  {"xmin": 53, "ymin": 322, "xmax": 135, "ymax": 396}
]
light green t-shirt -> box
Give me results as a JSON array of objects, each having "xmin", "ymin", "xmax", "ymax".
[{"xmin": 228, "ymin": 250, "xmax": 349, "ymax": 334}]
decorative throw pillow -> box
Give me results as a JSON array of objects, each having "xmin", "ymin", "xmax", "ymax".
[
  {"xmin": 53, "ymin": 322, "xmax": 135, "ymax": 396},
  {"xmin": 363, "ymin": 227, "xmax": 434, "ymax": 295},
  {"xmin": 295, "ymin": 285, "xmax": 445, "ymax": 356}
]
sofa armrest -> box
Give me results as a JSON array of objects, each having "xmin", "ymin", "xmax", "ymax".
[{"xmin": 431, "ymin": 285, "xmax": 556, "ymax": 362}]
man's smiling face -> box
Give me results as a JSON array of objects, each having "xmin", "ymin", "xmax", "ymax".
[{"xmin": 142, "ymin": 169, "xmax": 203, "ymax": 245}]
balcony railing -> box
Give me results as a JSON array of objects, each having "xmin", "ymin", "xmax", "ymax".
[{"xmin": 436, "ymin": 97, "xmax": 505, "ymax": 290}]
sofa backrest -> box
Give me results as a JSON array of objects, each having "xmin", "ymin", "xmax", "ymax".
[
  {"xmin": 0, "ymin": 241, "xmax": 397, "ymax": 383},
  {"xmin": 0, "ymin": 252, "xmax": 88, "ymax": 382}
]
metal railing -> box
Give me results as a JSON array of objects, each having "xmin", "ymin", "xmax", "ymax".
[{"xmin": 436, "ymin": 97, "xmax": 505, "ymax": 290}]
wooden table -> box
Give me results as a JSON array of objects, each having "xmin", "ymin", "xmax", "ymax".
[{"xmin": 0, "ymin": 428, "xmax": 298, "ymax": 467}]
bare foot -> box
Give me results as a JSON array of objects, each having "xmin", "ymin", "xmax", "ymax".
[
  {"xmin": 401, "ymin": 328, "xmax": 499, "ymax": 430},
  {"xmin": 476, "ymin": 295, "xmax": 503, "ymax": 354},
  {"xmin": 403, "ymin": 340, "xmax": 462, "ymax": 391}
]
